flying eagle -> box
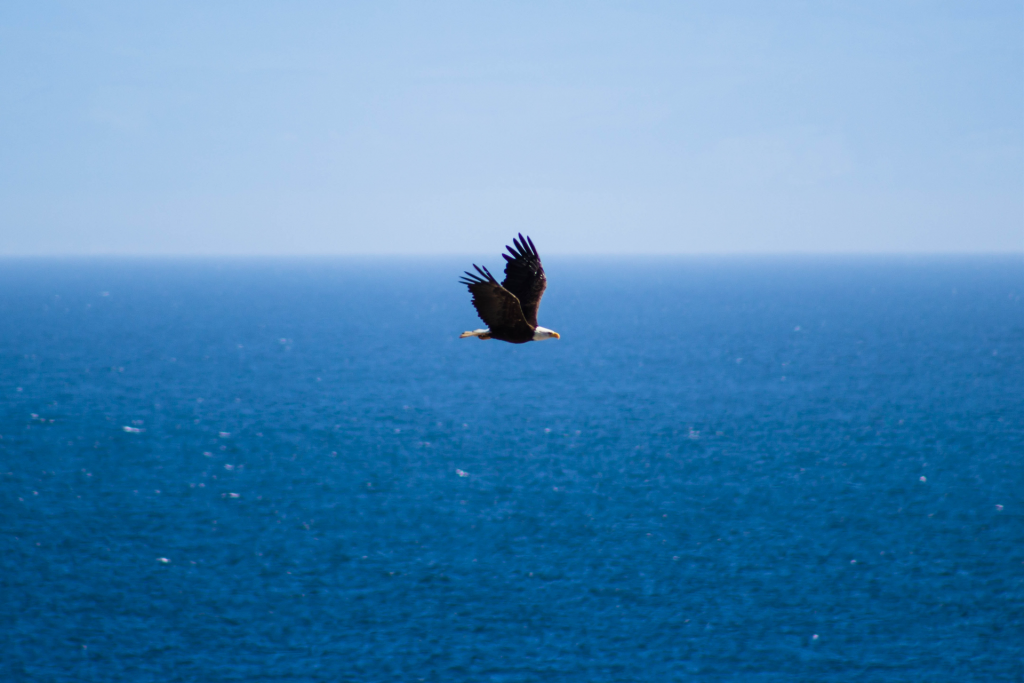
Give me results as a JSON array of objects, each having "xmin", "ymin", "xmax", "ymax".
[{"xmin": 459, "ymin": 234, "xmax": 560, "ymax": 343}]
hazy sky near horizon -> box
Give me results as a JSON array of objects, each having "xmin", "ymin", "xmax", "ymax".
[{"xmin": 1, "ymin": 2, "xmax": 1021, "ymax": 255}]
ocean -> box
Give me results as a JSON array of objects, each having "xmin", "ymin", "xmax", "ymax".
[{"xmin": 1, "ymin": 256, "xmax": 1021, "ymax": 681}]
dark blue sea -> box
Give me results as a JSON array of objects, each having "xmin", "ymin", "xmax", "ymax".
[{"xmin": 1, "ymin": 257, "xmax": 1022, "ymax": 681}]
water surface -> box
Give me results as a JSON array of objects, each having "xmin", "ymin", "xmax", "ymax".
[{"xmin": 1, "ymin": 257, "xmax": 1021, "ymax": 681}]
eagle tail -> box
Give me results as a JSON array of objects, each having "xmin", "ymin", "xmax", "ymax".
[{"xmin": 460, "ymin": 329, "xmax": 491, "ymax": 340}]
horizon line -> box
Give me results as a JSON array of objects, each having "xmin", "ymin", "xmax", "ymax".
[{"xmin": 0, "ymin": 251, "xmax": 1020, "ymax": 259}]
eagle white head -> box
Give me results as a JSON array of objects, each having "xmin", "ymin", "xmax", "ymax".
[{"xmin": 532, "ymin": 326, "xmax": 560, "ymax": 341}]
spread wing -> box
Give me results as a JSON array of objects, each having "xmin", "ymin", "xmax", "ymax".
[
  {"xmin": 459, "ymin": 265, "xmax": 535, "ymax": 337},
  {"xmin": 501, "ymin": 234, "xmax": 547, "ymax": 327}
]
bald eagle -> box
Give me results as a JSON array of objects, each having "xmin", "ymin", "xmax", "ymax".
[{"xmin": 459, "ymin": 234, "xmax": 560, "ymax": 343}]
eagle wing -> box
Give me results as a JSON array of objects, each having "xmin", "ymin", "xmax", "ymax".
[
  {"xmin": 501, "ymin": 234, "xmax": 547, "ymax": 328},
  {"xmin": 459, "ymin": 265, "xmax": 535, "ymax": 338}
]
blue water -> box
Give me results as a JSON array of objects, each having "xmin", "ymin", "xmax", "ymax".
[{"xmin": 1, "ymin": 257, "xmax": 1022, "ymax": 681}]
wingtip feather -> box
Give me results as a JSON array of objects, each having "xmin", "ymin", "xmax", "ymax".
[
  {"xmin": 460, "ymin": 268, "xmax": 489, "ymax": 286},
  {"xmin": 504, "ymin": 233, "xmax": 539, "ymax": 261}
]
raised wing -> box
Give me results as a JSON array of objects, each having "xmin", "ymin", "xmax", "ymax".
[
  {"xmin": 459, "ymin": 265, "xmax": 535, "ymax": 338},
  {"xmin": 501, "ymin": 234, "xmax": 547, "ymax": 327}
]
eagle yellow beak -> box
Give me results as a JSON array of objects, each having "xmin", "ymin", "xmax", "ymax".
[{"xmin": 551, "ymin": 332, "xmax": 560, "ymax": 339}]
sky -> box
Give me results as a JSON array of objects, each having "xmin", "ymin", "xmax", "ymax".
[{"xmin": 1, "ymin": 1, "xmax": 1021, "ymax": 255}]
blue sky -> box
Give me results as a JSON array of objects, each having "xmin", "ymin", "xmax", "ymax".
[{"xmin": 1, "ymin": 1, "xmax": 1021, "ymax": 254}]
